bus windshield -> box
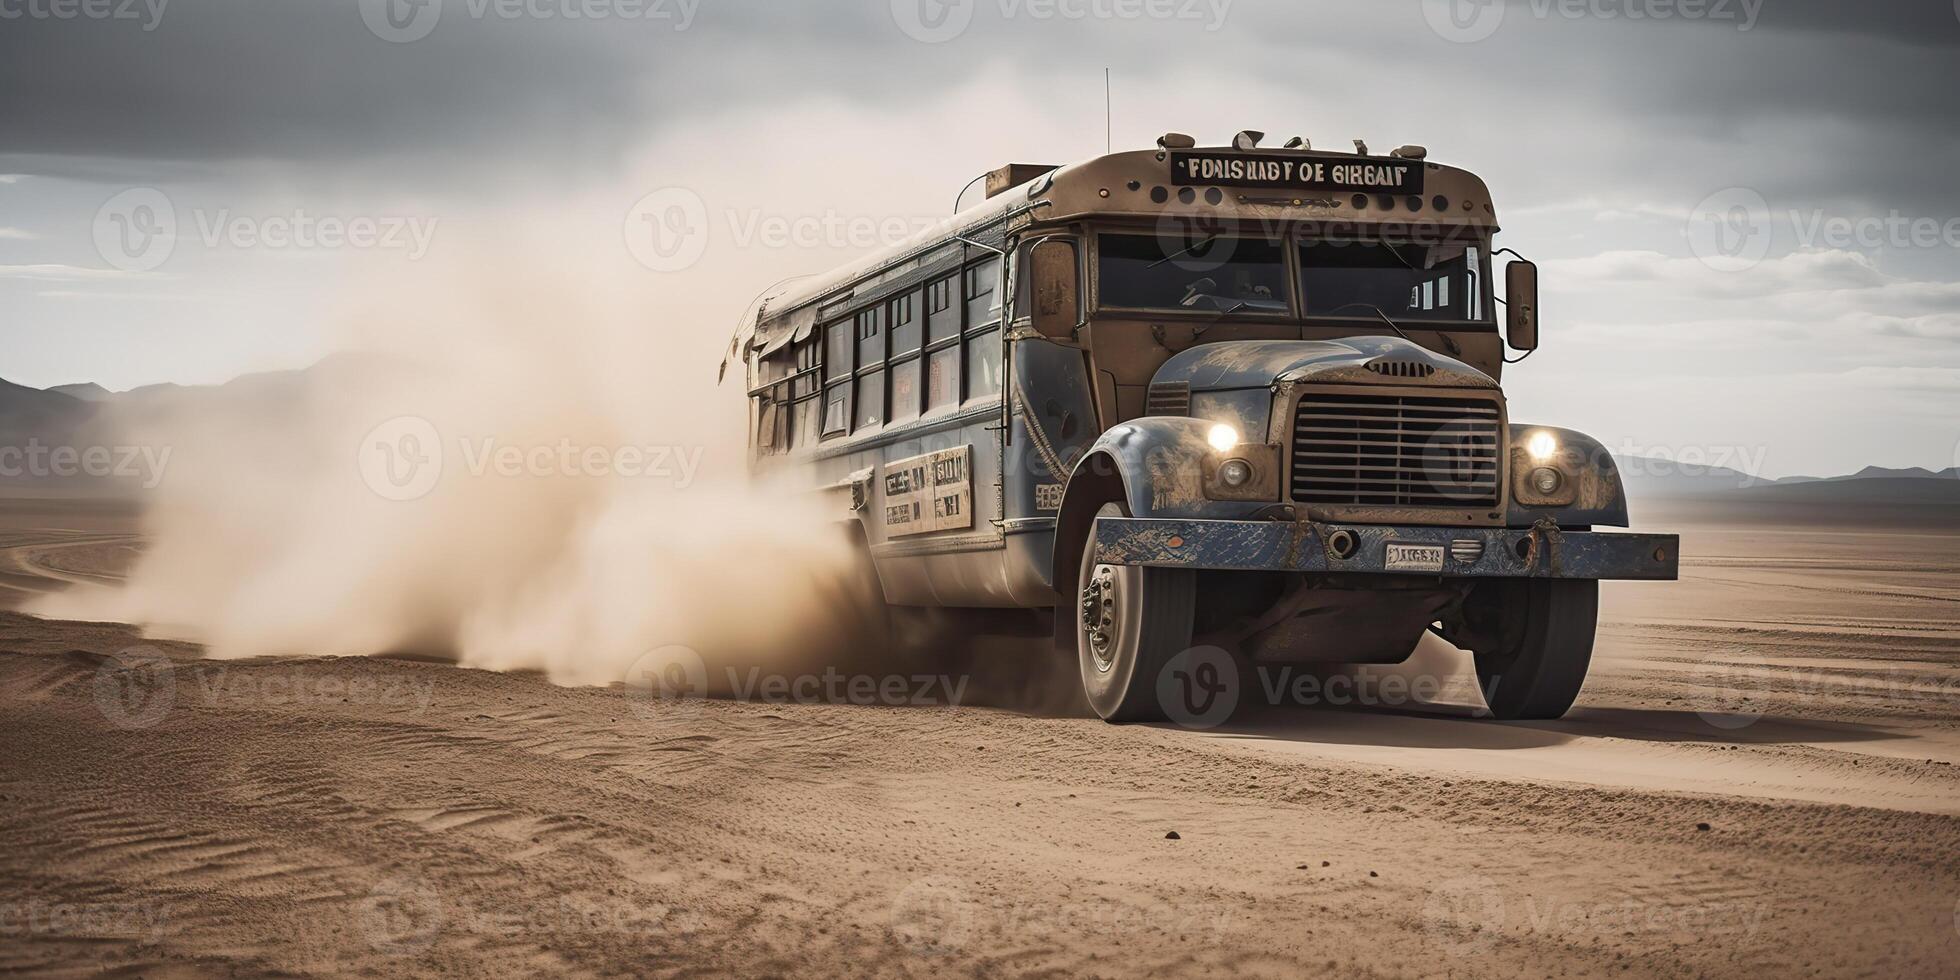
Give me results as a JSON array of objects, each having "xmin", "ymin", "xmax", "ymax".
[
  {"xmin": 1299, "ymin": 240, "xmax": 1487, "ymax": 323},
  {"xmin": 1097, "ymin": 233, "xmax": 1289, "ymax": 314}
]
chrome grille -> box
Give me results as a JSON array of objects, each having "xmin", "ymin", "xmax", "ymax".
[{"xmin": 1292, "ymin": 393, "xmax": 1502, "ymax": 507}]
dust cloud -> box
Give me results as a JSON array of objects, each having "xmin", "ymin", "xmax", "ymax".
[{"xmin": 28, "ymin": 241, "xmax": 855, "ymax": 688}]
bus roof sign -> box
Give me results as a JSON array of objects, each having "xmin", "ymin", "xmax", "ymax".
[{"xmin": 1168, "ymin": 151, "xmax": 1424, "ymax": 195}]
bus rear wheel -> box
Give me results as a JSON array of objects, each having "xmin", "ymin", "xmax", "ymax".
[
  {"xmin": 1471, "ymin": 579, "xmax": 1598, "ymax": 721},
  {"xmin": 1074, "ymin": 503, "xmax": 1196, "ymax": 723}
]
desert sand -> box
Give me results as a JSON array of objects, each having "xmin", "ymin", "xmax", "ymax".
[{"xmin": 2, "ymin": 498, "xmax": 1957, "ymax": 977}]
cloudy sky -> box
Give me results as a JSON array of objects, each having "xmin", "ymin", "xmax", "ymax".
[{"xmin": 2, "ymin": 0, "xmax": 1956, "ymax": 477}]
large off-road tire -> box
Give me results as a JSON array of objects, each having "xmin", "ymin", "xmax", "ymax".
[
  {"xmin": 1074, "ymin": 503, "xmax": 1197, "ymax": 723},
  {"xmin": 1472, "ymin": 579, "xmax": 1598, "ymax": 720}
]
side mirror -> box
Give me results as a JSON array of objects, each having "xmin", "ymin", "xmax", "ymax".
[
  {"xmin": 1505, "ymin": 259, "xmax": 1539, "ymax": 352},
  {"xmin": 1027, "ymin": 239, "xmax": 1080, "ymax": 340}
]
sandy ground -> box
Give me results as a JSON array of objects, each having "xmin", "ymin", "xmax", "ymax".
[{"xmin": 2, "ymin": 498, "xmax": 1958, "ymax": 977}]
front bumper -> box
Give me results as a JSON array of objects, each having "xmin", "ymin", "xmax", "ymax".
[{"xmin": 1093, "ymin": 518, "xmax": 1678, "ymax": 581}]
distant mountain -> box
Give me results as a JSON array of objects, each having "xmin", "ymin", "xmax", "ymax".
[
  {"xmin": 0, "ymin": 377, "xmax": 95, "ymax": 438},
  {"xmin": 1741, "ymin": 476, "xmax": 1960, "ymax": 504},
  {"xmin": 1619, "ymin": 455, "xmax": 1958, "ymax": 500},
  {"xmin": 46, "ymin": 382, "xmax": 115, "ymax": 402}
]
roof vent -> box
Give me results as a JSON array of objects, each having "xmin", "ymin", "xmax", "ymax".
[
  {"xmin": 1365, "ymin": 359, "xmax": 1436, "ymax": 379},
  {"xmin": 984, "ymin": 163, "xmax": 1059, "ymax": 199}
]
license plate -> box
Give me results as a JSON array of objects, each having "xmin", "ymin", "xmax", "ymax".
[{"xmin": 1384, "ymin": 543, "xmax": 1445, "ymax": 572}]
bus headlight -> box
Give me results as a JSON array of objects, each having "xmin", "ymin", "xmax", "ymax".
[
  {"xmin": 1526, "ymin": 430, "xmax": 1559, "ymax": 462},
  {"xmin": 1530, "ymin": 466, "xmax": 1563, "ymax": 495},
  {"xmin": 1219, "ymin": 458, "xmax": 1252, "ymax": 488},
  {"xmin": 1206, "ymin": 423, "xmax": 1241, "ymax": 453}
]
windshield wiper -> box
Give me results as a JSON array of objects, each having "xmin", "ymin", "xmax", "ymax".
[
  {"xmin": 1326, "ymin": 302, "xmax": 1417, "ymax": 344},
  {"xmin": 1147, "ymin": 234, "xmax": 1220, "ymax": 270}
]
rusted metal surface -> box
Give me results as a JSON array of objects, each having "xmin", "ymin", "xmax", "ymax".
[
  {"xmin": 1504, "ymin": 424, "xmax": 1630, "ymax": 527},
  {"xmin": 1093, "ymin": 516, "xmax": 1678, "ymax": 581},
  {"xmin": 1155, "ymin": 336, "xmax": 1500, "ymax": 393}
]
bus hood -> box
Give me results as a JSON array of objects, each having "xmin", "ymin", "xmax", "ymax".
[{"xmin": 1151, "ymin": 337, "xmax": 1498, "ymax": 392}]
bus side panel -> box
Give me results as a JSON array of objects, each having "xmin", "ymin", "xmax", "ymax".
[
  {"xmin": 859, "ymin": 408, "xmax": 1012, "ymax": 606},
  {"xmin": 997, "ymin": 338, "xmax": 1098, "ymax": 602}
]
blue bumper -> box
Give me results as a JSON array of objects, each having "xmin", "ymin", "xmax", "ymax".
[{"xmin": 1093, "ymin": 518, "xmax": 1678, "ymax": 581}]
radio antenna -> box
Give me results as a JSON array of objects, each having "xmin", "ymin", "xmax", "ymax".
[{"xmin": 1104, "ymin": 68, "xmax": 1112, "ymax": 154}]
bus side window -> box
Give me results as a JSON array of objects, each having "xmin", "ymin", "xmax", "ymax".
[
  {"xmin": 964, "ymin": 255, "xmax": 1001, "ymax": 327},
  {"xmin": 889, "ymin": 290, "xmax": 922, "ymax": 423},
  {"xmin": 964, "ymin": 254, "xmax": 1003, "ymax": 400},
  {"xmin": 791, "ymin": 337, "xmax": 820, "ymax": 448},
  {"xmin": 925, "ymin": 273, "xmax": 961, "ymax": 412},
  {"xmin": 822, "ymin": 320, "xmax": 852, "ymax": 437}
]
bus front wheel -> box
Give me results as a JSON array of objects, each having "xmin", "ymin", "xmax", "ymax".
[
  {"xmin": 1471, "ymin": 578, "xmax": 1599, "ymax": 721},
  {"xmin": 1073, "ymin": 503, "xmax": 1197, "ymax": 723}
]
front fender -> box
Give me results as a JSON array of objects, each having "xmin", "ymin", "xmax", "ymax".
[
  {"xmin": 1505, "ymin": 425, "xmax": 1630, "ymax": 528},
  {"xmin": 1050, "ymin": 418, "xmax": 1272, "ymax": 590}
]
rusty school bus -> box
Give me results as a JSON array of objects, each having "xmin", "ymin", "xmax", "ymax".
[{"xmin": 734, "ymin": 131, "xmax": 1678, "ymax": 722}]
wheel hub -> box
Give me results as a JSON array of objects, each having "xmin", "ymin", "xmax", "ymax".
[{"xmin": 1079, "ymin": 563, "xmax": 1120, "ymax": 670}]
